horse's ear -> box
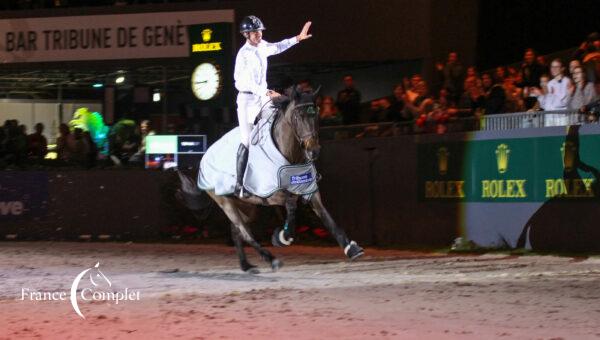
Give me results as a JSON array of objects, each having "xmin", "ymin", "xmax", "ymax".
[{"xmin": 312, "ymin": 85, "xmax": 322, "ymax": 98}]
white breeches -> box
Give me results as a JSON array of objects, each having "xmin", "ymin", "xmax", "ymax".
[{"xmin": 236, "ymin": 93, "xmax": 264, "ymax": 146}]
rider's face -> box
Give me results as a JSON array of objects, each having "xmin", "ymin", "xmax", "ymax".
[{"xmin": 247, "ymin": 30, "xmax": 262, "ymax": 46}]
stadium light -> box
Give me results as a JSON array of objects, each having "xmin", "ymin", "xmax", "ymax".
[
  {"xmin": 115, "ymin": 76, "xmax": 125, "ymax": 84},
  {"xmin": 153, "ymin": 91, "xmax": 161, "ymax": 102},
  {"xmin": 92, "ymin": 83, "xmax": 103, "ymax": 88}
]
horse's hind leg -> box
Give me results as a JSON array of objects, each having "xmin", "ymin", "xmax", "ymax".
[
  {"xmin": 231, "ymin": 223, "xmax": 259, "ymax": 274},
  {"xmin": 209, "ymin": 192, "xmax": 282, "ymax": 271},
  {"xmin": 309, "ymin": 191, "xmax": 364, "ymax": 260},
  {"xmin": 237, "ymin": 220, "xmax": 283, "ymax": 271}
]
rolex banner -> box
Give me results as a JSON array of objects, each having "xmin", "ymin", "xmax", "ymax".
[
  {"xmin": 418, "ymin": 125, "xmax": 600, "ymax": 251},
  {"xmin": 419, "ymin": 129, "xmax": 599, "ymax": 202}
]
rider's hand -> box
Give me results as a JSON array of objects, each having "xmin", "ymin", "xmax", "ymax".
[
  {"xmin": 296, "ymin": 21, "xmax": 312, "ymax": 42},
  {"xmin": 267, "ymin": 90, "xmax": 281, "ymax": 99}
]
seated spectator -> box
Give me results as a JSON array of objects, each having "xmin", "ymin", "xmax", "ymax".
[
  {"xmin": 503, "ymin": 79, "xmax": 525, "ymax": 113},
  {"xmin": 336, "ymin": 75, "xmax": 361, "ymax": 125},
  {"xmin": 319, "ymin": 96, "xmax": 342, "ymax": 126},
  {"xmin": 459, "ymin": 80, "xmax": 485, "ymax": 116},
  {"xmin": 568, "ymin": 66, "xmax": 598, "ymax": 110},
  {"xmin": 494, "ymin": 66, "xmax": 507, "ymax": 84},
  {"xmin": 387, "ymin": 84, "xmax": 412, "ymax": 122},
  {"xmin": 27, "ymin": 122, "xmax": 48, "ymax": 160},
  {"xmin": 466, "ymin": 66, "xmax": 478, "ymax": 79},
  {"xmin": 368, "ymin": 99, "xmax": 384, "ymax": 123},
  {"xmin": 405, "ymin": 80, "xmax": 434, "ymax": 118},
  {"xmin": 405, "ymin": 74, "xmax": 422, "ymax": 104},
  {"xmin": 506, "ymin": 66, "xmax": 523, "ymax": 86}
]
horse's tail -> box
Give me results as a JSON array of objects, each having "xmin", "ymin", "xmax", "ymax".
[{"xmin": 175, "ymin": 169, "xmax": 211, "ymax": 213}]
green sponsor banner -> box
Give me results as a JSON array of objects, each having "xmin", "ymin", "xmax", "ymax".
[{"xmin": 418, "ymin": 131, "xmax": 600, "ymax": 202}]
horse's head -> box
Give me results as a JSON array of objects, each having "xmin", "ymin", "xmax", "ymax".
[{"xmin": 284, "ymin": 85, "xmax": 321, "ymax": 162}]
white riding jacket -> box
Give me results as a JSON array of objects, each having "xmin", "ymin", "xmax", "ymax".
[{"xmin": 234, "ymin": 37, "xmax": 298, "ymax": 104}]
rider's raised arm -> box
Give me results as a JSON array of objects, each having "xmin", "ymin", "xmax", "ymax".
[
  {"xmin": 263, "ymin": 37, "xmax": 299, "ymax": 57},
  {"xmin": 234, "ymin": 50, "xmax": 268, "ymax": 98}
]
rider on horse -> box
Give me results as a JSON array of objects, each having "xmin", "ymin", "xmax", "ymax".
[{"xmin": 234, "ymin": 15, "xmax": 312, "ymax": 197}]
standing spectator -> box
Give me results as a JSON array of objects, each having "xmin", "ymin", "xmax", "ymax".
[
  {"xmin": 569, "ymin": 59, "xmax": 582, "ymax": 77},
  {"xmin": 537, "ymin": 59, "xmax": 572, "ymax": 110},
  {"xmin": 56, "ymin": 123, "xmax": 72, "ymax": 161},
  {"xmin": 573, "ymin": 32, "xmax": 600, "ymax": 83},
  {"xmin": 436, "ymin": 51, "xmax": 465, "ymax": 104},
  {"xmin": 482, "ymin": 73, "xmax": 506, "ymax": 114},
  {"xmin": 520, "ymin": 48, "xmax": 545, "ymax": 88},
  {"xmin": 136, "ymin": 120, "xmax": 155, "ymax": 155},
  {"xmin": 70, "ymin": 128, "xmax": 90, "ymax": 165},
  {"xmin": 27, "ymin": 122, "xmax": 48, "ymax": 161},
  {"xmin": 336, "ymin": 75, "xmax": 361, "ymax": 125},
  {"xmin": 83, "ymin": 131, "xmax": 98, "ymax": 168},
  {"xmin": 533, "ymin": 59, "xmax": 572, "ymax": 126},
  {"xmin": 568, "ymin": 66, "xmax": 598, "ymax": 110},
  {"xmin": 537, "ymin": 55, "xmax": 549, "ymax": 75}
]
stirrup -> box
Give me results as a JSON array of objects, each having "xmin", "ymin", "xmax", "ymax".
[{"xmin": 236, "ymin": 185, "xmax": 250, "ymax": 198}]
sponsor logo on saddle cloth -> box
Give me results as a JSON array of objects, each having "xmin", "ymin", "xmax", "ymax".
[{"xmin": 291, "ymin": 172, "xmax": 313, "ymax": 185}]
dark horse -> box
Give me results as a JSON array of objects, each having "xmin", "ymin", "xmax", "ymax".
[{"xmin": 177, "ymin": 86, "xmax": 364, "ymax": 273}]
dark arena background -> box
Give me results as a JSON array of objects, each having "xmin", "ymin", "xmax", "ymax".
[{"xmin": 2, "ymin": 1, "xmax": 600, "ymax": 339}]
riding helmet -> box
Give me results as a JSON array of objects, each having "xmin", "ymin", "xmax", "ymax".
[{"xmin": 240, "ymin": 15, "xmax": 266, "ymax": 33}]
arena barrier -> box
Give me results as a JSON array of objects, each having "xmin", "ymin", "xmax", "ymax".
[
  {"xmin": 3, "ymin": 116, "xmax": 600, "ymax": 251},
  {"xmin": 320, "ymin": 110, "xmax": 592, "ymax": 140},
  {"xmin": 318, "ymin": 121, "xmax": 600, "ymax": 251},
  {"xmin": 0, "ymin": 170, "xmax": 171, "ymax": 240}
]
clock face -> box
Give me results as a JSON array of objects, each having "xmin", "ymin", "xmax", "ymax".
[{"xmin": 191, "ymin": 63, "xmax": 220, "ymax": 101}]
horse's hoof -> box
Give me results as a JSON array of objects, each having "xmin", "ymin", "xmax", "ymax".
[
  {"xmin": 344, "ymin": 241, "xmax": 364, "ymax": 261},
  {"xmin": 271, "ymin": 258, "xmax": 283, "ymax": 272},
  {"xmin": 242, "ymin": 263, "xmax": 260, "ymax": 274},
  {"xmin": 244, "ymin": 266, "xmax": 260, "ymax": 274},
  {"xmin": 271, "ymin": 228, "xmax": 293, "ymax": 247}
]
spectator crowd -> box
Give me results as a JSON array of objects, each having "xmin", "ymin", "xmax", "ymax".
[
  {"xmin": 0, "ymin": 118, "xmax": 154, "ymax": 169},
  {"xmin": 319, "ymin": 32, "xmax": 600, "ymax": 135}
]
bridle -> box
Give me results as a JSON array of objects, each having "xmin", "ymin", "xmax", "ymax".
[{"xmin": 288, "ymin": 101, "xmax": 319, "ymax": 147}]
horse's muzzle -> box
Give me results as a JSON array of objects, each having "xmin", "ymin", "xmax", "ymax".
[{"xmin": 303, "ymin": 138, "xmax": 321, "ymax": 161}]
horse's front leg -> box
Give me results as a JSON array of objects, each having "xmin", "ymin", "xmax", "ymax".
[
  {"xmin": 272, "ymin": 193, "xmax": 298, "ymax": 247},
  {"xmin": 230, "ymin": 223, "xmax": 259, "ymax": 274},
  {"xmin": 310, "ymin": 191, "xmax": 364, "ymax": 260}
]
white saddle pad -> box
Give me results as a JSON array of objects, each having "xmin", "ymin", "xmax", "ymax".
[{"xmin": 197, "ymin": 110, "xmax": 318, "ymax": 198}]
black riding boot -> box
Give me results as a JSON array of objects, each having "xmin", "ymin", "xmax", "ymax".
[{"xmin": 236, "ymin": 143, "xmax": 249, "ymax": 198}]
